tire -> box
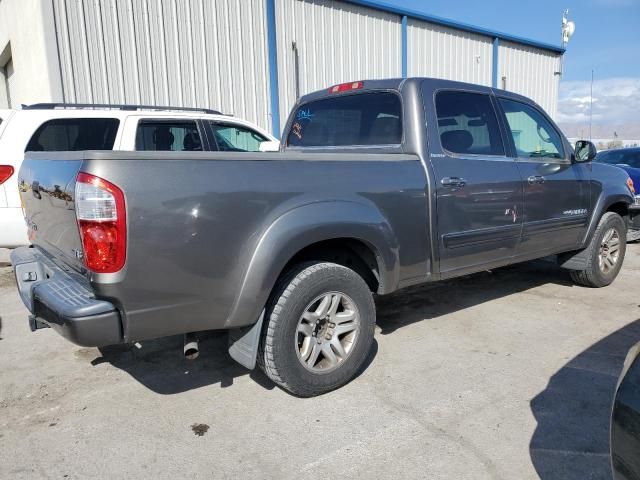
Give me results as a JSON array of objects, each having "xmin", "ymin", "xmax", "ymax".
[
  {"xmin": 569, "ymin": 212, "xmax": 627, "ymax": 288},
  {"xmin": 257, "ymin": 262, "xmax": 375, "ymax": 397}
]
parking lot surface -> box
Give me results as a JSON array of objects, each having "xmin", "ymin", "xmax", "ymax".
[{"xmin": 1, "ymin": 246, "xmax": 638, "ymax": 479}]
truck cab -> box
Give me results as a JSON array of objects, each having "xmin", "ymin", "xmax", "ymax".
[{"xmin": 281, "ymin": 78, "xmax": 633, "ymax": 281}]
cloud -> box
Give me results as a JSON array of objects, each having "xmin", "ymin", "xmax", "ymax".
[{"xmin": 556, "ymin": 77, "xmax": 640, "ymax": 137}]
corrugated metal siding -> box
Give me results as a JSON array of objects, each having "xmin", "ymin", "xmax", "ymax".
[
  {"xmin": 276, "ymin": 0, "xmax": 402, "ymax": 130},
  {"xmin": 52, "ymin": 0, "xmax": 272, "ymax": 131},
  {"xmin": 498, "ymin": 40, "xmax": 561, "ymax": 119},
  {"xmin": 407, "ymin": 19, "xmax": 493, "ymax": 87}
]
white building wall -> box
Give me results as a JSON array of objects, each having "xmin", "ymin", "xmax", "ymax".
[
  {"xmin": 0, "ymin": 0, "xmax": 563, "ymax": 134},
  {"xmin": 0, "ymin": 0, "xmax": 61, "ymax": 108},
  {"xmin": 51, "ymin": 0, "xmax": 273, "ymax": 131},
  {"xmin": 407, "ymin": 19, "xmax": 493, "ymax": 87},
  {"xmin": 275, "ymin": 0, "xmax": 402, "ymax": 130},
  {"xmin": 498, "ymin": 40, "xmax": 561, "ymax": 119}
]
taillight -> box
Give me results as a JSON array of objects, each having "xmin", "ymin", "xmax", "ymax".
[
  {"xmin": 328, "ymin": 81, "xmax": 363, "ymax": 94},
  {"xmin": 75, "ymin": 172, "xmax": 126, "ymax": 273},
  {"xmin": 0, "ymin": 165, "xmax": 14, "ymax": 185}
]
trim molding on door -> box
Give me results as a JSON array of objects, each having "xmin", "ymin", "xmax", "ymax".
[
  {"xmin": 443, "ymin": 224, "xmax": 521, "ymax": 249},
  {"xmin": 523, "ymin": 215, "xmax": 588, "ymax": 236}
]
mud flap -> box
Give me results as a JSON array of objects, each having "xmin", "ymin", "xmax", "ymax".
[{"xmin": 228, "ymin": 310, "xmax": 265, "ymax": 370}]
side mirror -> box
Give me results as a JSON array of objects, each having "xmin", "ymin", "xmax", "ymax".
[
  {"xmin": 259, "ymin": 140, "xmax": 280, "ymax": 152},
  {"xmin": 574, "ymin": 140, "xmax": 597, "ymax": 163}
]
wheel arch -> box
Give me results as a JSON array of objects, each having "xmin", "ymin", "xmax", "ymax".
[
  {"xmin": 582, "ymin": 192, "xmax": 632, "ymax": 247},
  {"xmin": 224, "ymin": 200, "xmax": 399, "ymax": 329}
]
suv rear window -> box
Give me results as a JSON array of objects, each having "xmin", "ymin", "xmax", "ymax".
[
  {"xmin": 286, "ymin": 92, "xmax": 402, "ymax": 147},
  {"xmin": 25, "ymin": 118, "xmax": 119, "ymax": 151}
]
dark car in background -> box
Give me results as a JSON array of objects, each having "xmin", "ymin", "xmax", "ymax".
[
  {"xmin": 596, "ymin": 147, "xmax": 640, "ymax": 240},
  {"xmin": 611, "ymin": 342, "xmax": 640, "ymax": 480}
]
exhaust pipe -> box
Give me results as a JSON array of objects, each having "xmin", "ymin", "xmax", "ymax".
[{"xmin": 183, "ymin": 332, "xmax": 199, "ymax": 360}]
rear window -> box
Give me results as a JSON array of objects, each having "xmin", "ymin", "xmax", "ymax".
[
  {"xmin": 25, "ymin": 118, "xmax": 119, "ymax": 152},
  {"xmin": 286, "ymin": 92, "xmax": 402, "ymax": 147}
]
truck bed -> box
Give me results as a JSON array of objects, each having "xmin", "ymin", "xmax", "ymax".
[{"xmin": 18, "ymin": 150, "xmax": 430, "ymax": 343}]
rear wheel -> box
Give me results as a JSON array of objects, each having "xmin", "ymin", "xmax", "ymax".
[
  {"xmin": 569, "ymin": 212, "xmax": 626, "ymax": 288},
  {"xmin": 258, "ymin": 262, "xmax": 375, "ymax": 397}
]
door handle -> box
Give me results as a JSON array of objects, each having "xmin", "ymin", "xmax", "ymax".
[
  {"xmin": 441, "ymin": 177, "xmax": 467, "ymax": 188},
  {"xmin": 527, "ymin": 175, "xmax": 545, "ymax": 185}
]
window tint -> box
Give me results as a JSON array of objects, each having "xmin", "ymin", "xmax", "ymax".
[
  {"xmin": 435, "ymin": 91, "xmax": 505, "ymax": 156},
  {"xmin": 596, "ymin": 150, "xmax": 640, "ymax": 169},
  {"xmin": 208, "ymin": 122, "xmax": 267, "ymax": 152},
  {"xmin": 25, "ymin": 118, "xmax": 119, "ymax": 152},
  {"xmin": 286, "ymin": 92, "xmax": 402, "ymax": 147},
  {"xmin": 135, "ymin": 120, "xmax": 202, "ymax": 151},
  {"xmin": 499, "ymin": 99, "xmax": 564, "ymax": 159}
]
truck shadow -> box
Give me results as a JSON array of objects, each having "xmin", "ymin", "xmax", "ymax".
[
  {"xmin": 529, "ymin": 319, "xmax": 640, "ymax": 480},
  {"xmin": 375, "ymin": 258, "xmax": 573, "ymax": 334},
  {"xmin": 92, "ymin": 258, "xmax": 570, "ymax": 395},
  {"xmin": 93, "ymin": 331, "xmax": 378, "ymax": 395},
  {"xmin": 93, "ymin": 332, "xmax": 273, "ymax": 394}
]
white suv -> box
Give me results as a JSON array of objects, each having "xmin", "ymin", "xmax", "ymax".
[{"xmin": 0, "ymin": 103, "xmax": 279, "ymax": 247}]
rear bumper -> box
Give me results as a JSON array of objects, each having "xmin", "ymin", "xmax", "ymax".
[{"xmin": 11, "ymin": 246, "xmax": 123, "ymax": 347}]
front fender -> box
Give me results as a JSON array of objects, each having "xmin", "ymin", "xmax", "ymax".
[
  {"xmin": 224, "ymin": 200, "xmax": 399, "ymax": 328},
  {"xmin": 582, "ymin": 191, "xmax": 633, "ymax": 246}
]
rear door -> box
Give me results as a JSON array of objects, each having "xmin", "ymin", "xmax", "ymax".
[
  {"xmin": 424, "ymin": 87, "xmax": 524, "ymax": 276},
  {"xmin": 496, "ymin": 97, "xmax": 589, "ymax": 257}
]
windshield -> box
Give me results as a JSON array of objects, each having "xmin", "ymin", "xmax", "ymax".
[{"xmin": 596, "ymin": 149, "xmax": 640, "ymax": 168}]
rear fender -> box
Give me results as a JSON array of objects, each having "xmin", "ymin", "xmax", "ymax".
[{"xmin": 224, "ymin": 200, "xmax": 399, "ymax": 329}]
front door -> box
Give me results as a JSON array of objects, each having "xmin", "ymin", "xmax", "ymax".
[
  {"xmin": 426, "ymin": 89, "xmax": 524, "ymax": 276},
  {"xmin": 497, "ymin": 97, "xmax": 589, "ymax": 258}
]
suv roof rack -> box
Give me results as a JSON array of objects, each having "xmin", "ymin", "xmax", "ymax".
[{"xmin": 22, "ymin": 103, "xmax": 222, "ymax": 115}]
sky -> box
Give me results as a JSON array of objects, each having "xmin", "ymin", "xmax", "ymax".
[{"xmin": 387, "ymin": 0, "xmax": 640, "ymax": 138}]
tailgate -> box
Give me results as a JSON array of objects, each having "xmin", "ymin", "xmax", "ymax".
[{"xmin": 18, "ymin": 154, "xmax": 85, "ymax": 271}]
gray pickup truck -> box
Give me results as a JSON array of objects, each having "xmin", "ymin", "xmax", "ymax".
[{"xmin": 12, "ymin": 78, "xmax": 638, "ymax": 396}]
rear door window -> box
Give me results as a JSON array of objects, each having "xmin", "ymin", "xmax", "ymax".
[
  {"xmin": 435, "ymin": 91, "xmax": 505, "ymax": 156},
  {"xmin": 25, "ymin": 118, "xmax": 119, "ymax": 151},
  {"xmin": 286, "ymin": 92, "xmax": 402, "ymax": 147},
  {"xmin": 135, "ymin": 120, "xmax": 202, "ymax": 151},
  {"xmin": 207, "ymin": 122, "xmax": 268, "ymax": 152}
]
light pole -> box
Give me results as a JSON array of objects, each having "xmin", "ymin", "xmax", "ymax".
[{"xmin": 590, "ymin": 69, "xmax": 594, "ymax": 141}]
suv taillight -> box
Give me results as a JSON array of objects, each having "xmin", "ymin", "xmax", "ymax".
[
  {"xmin": 0, "ymin": 165, "xmax": 14, "ymax": 185},
  {"xmin": 75, "ymin": 172, "xmax": 126, "ymax": 273}
]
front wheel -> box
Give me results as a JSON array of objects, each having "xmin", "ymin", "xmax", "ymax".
[
  {"xmin": 569, "ymin": 212, "xmax": 627, "ymax": 288},
  {"xmin": 257, "ymin": 262, "xmax": 375, "ymax": 397}
]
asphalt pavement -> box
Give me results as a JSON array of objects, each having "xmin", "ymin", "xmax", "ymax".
[{"xmin": 1, "ymin": 246, "xmax": 638, "ymax": 479}]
